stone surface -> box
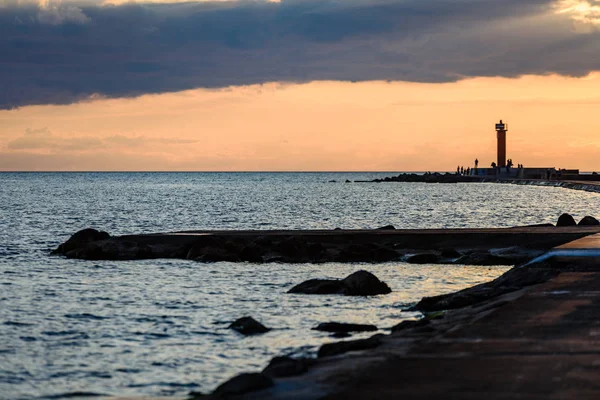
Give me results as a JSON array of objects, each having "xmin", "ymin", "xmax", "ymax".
[
  {"xmin": 557, "ymin": 213, "xmax": 577, "ymax": 227},
  {"xmin": 313, "ymin": 322, "xmax": 378, "ymax": 333},
  {"xmin": 228, "ymin": 317, "xmax": 270, "ymax": 335}
]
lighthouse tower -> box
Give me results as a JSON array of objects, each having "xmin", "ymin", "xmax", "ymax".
[{"xmin": 495, "ymin": 120, "xmax": 507, "ymax": 168}]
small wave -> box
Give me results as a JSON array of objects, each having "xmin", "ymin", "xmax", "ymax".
[
  {"xmin": 64, "ymin": 313, "xmax": 107, "ymax": 320},
  {"xmin": 41, "ymin": 391, "xmax": 108, "ymax": 399},
  {"xmin": 127, "ymin": 381, "xmax": 200, "ymax": 388},
  {"xmin": 4, "ymin": 321, "xmax": 35, "ymax": 326}
]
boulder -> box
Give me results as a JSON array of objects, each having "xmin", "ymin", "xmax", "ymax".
[
  {"xmin": 406, "ymin": 253, "xmax": 439, "ymax": 264},
  {"xmin": 288, "ymin": 278, "xmax": 345, "ymax": 295},
  {"xmin": 376, "ymin": 225, "xmax": 396, "ymax": 230},
  {"xmin": 318, "ymin": 334, "xmax": 384, "ymax": 358},
  {"xmin": 228, "ymin": 317, "xmax": 270, "ymax": 335},
  {"xmin": 289, "ymin": 270, "xmax": 391, "ymax": 296},
  {"xmin": 557, "ymin": 213, "xmax": 576, "ymax": 227},
  {"xmin": 578, "ymin": 216, "xmax": 600, "ymax": 226},
  {"xmin": 313, "ymin": 322, "xmax": 377, "ymax": 333},
  {"xmin": 212, "ymin": 373, "xmax": 273, "ymax": 397},
  {"xmin": 51, "ymin": 228, "xmax": 110, "ymax": 255},
  {"xmin": 262, "ymin": 356, "xmax": 313, "ymax": 378},
  {"xmin": 340, "ymin": 270, "xmax": 392, "ymax": 296}
]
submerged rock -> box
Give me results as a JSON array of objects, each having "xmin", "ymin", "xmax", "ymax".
[
  {"xmin": 288, "ymin": 270, "xmax": 391, "ymax": 296},
  {"xmin": 212, "ymin": 373, "xmax": 273, "ymax": 397},
  {"xmin": 228, "ymin": 317, "xmax": 270, "ymax": 335},
  {"xmin": 331, "ymin": 332, "xmax": 352, "ymax": 338},
  {"xmin": 313, "ymin": 322, "xmax": 378, "ymax": 333},
  {"xmin": 578, "ymin": 216, "xmax": 600, "ymax": 226},
  {"xmin": 557, "ymin": 213, "xmax": 577, "ymax": 227}
]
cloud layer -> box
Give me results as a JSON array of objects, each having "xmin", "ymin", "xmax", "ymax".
[{"xmin": 2, "ymin": 0, "xmax": 600, "ymax": 109}]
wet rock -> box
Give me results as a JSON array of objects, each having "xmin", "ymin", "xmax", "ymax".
[
  {"xmin": 52, "ymin": 228, "xmax": 110, "ymax": 255},
  {"xmin": 557, "ymin": 213, "xmax": 577, "ymax": 227},
  {"xmin": 340, "ymin": 270, "xmax": 392, "ymax": 296},
  {"xmin": 212, "ymin": 373, "xmax": 273, "ymax": 397},
  {"xmin": 288, "ymin": 278, "xmax": 345, "ymax": 295},
  {"xmin": 578, "ymin": 216, "xmax": 600, "ymax": 226},
  {"xmin": 406, "ymin": 253, "xmax": 439, "ymax": 264},
  {"xmin": 228, "ymin": 317, "xmax": 270, "ymax": 335},
  {"xmin": 377, "ymin": 225, "xmax": 396, "ymax": 230},
  {"xmin": 262, "ymin": 356, "xmax": 314, "ymax": 378},
  {"xmin": 318, "ymin": 334, "xmax": 384, "ymax": 358},
  {"xmin": 441, "ymin": 249, "xmax": 461, "ymax": 259},
  {"xmin": 288, "ymin": 270, "xmax": 391, "ymax": 296},
  {"xmin": 313, "ymin": 322, "xmax": 378, "ymax": 333}
]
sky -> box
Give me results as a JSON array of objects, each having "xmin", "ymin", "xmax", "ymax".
[{"xmin": 1, "ymin": 0, "xmax": 600, "ymax": 171}]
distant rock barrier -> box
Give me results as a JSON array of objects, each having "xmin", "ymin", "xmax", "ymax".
[
  {"xmin": 367, "ymin": 173, "xmax": 480, "ymax": 184},
  {"xmin": 52, "ymin": 226, "xmax": 599, "ymax": 265}
]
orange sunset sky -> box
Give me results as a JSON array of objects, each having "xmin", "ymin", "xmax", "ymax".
[{"xmin": 2, "ymin": 0, "xmax": 600, "ymax": 171}]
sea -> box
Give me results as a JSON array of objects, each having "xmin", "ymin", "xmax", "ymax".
[{"xmin": 1, "ymin": 172, "xmax": 600, "ymax": 399}]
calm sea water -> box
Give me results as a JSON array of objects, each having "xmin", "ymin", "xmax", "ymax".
[{"xmin": 1, "ymin": 172, "xmax": 600, "ymax": 399}]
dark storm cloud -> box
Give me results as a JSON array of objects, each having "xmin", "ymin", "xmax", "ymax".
[{"xmin": 1, "ymin": 0, "xmax": 599, "ymax": 109}]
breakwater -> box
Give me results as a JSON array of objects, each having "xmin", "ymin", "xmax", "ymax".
[{"xmin": 484, "ymin": 178, "xmax": 600, "ymax": 194}]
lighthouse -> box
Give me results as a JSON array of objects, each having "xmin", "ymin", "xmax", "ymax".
[{"xmin": 495, "ymin": 120, "xmax": 507, "ymax": 168}]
